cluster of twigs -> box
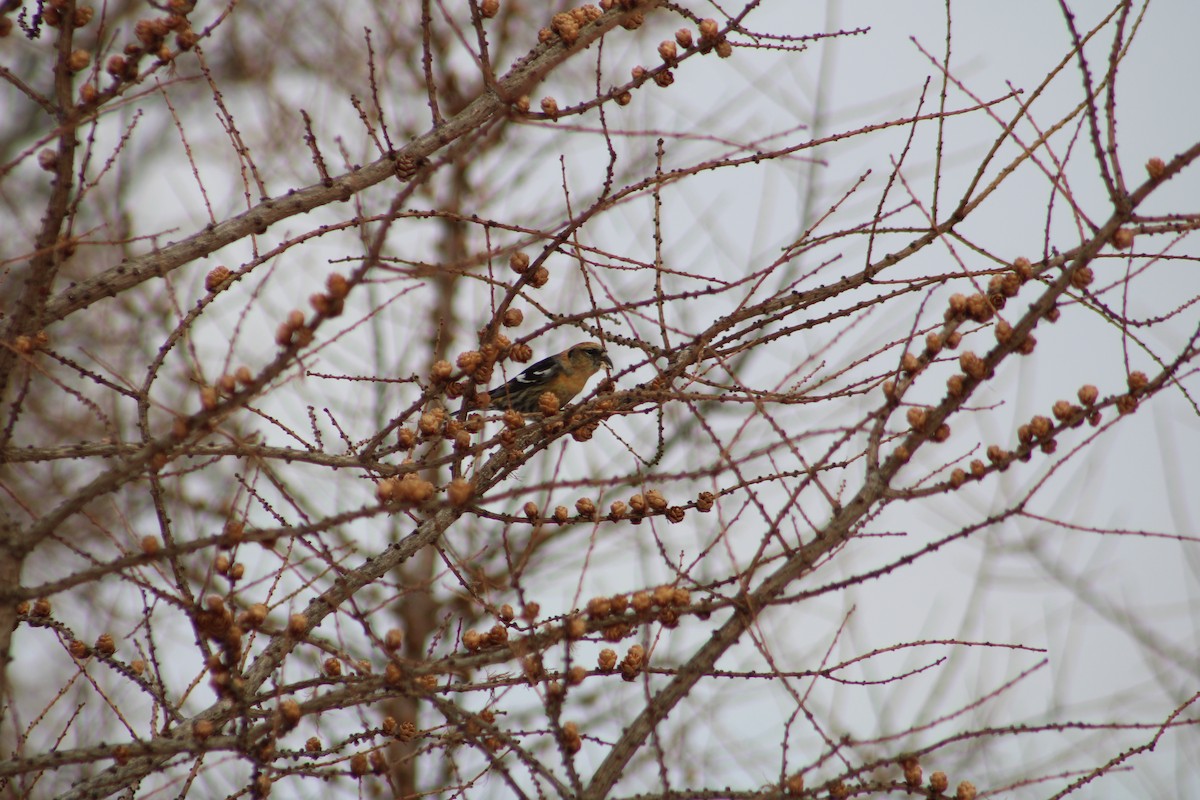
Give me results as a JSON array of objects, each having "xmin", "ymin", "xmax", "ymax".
[{"xmin": 1, "ymin": 0, "xmax": 1198, "ymax": 798}]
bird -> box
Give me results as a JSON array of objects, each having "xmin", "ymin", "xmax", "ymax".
[{"xmin": 489, "ymin": 341, "xmax": 612, "ymax": 414}]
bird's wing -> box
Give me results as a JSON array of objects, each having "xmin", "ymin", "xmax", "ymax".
[{"xmin": 496, "ymin": 354, "xmax": 563, "ymax": 392}]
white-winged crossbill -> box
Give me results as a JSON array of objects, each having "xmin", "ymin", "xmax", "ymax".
[{"xmin": 490, "ymin": 341, "xmax": 612, "ymax": 413}]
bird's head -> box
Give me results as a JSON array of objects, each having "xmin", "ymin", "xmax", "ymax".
[{"xmin": 567, "ymin": 341, "xmax": 612, "ymax": 372}]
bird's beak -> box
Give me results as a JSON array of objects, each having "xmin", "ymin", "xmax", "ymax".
[{"xmin": 601, "ymin": 352, "xmax": 613, "ymax": 368}]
